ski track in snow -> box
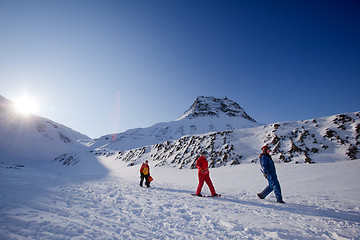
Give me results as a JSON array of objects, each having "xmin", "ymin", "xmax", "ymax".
[{"xmin": 1, "ymin": 161, "xmax": 360, "ymax": 240}]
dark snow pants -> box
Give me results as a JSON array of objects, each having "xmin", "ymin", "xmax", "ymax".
[
  {"xmin": 140, "ymin": 173, "xmax": 150, "ymax": 187},
  {"xmin": 260, "ymin": 173, "xmax": 283, "ymax": 202}
]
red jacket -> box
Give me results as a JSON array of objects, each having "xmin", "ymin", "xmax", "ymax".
[
  {"xmin": 140, "ymin": 163, "xmax": 150, "ymax": 175},
  {"xmin": 196, "ymin": 155, "xmax": 209, "ymax": 173}
]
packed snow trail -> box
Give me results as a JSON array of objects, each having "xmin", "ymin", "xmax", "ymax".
[{"xmin": 1, "ymin": 159, "xmax": 360, "ymax": 239}]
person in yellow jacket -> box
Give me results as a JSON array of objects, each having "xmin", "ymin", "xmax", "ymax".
[{"xmin": 140, "ymin": 160, "xmax": 151, "ymax": 187}]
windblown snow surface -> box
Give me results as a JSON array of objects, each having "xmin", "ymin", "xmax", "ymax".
[{"xmin": 1, "ymin": 155, "xmax": 359, "ymax": 240}]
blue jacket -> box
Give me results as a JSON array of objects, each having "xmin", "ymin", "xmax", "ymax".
[{"xmin": 260, "ymin": 154, "xmax": 277, "ymax": 176}]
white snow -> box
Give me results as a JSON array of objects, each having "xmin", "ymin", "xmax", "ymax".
[{"xmin": 1, "ymin": 155, "xmax": 359, "ymax": 239}]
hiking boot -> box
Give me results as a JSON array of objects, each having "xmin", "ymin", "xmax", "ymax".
[
  {"xmin": 257, "ymin": 193, "xmax": 265, "ymax": 199},
  {"xmin": 277, "ymin": 200, "xmax": 285, "ymax": 204}
]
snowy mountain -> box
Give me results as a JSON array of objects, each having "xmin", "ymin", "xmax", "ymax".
[
  {"xmin": 89, "ymin": 96, "xmax": 262, "ymax": 151},
  {"xmin": 1, "ymin": 95, "xmax": 359, "ymax": 239},
  {"xmin": 178, "ymin": 96, "xmax": 257, "ymax": 121},
  {"xmin": 3, "ymin": 92, "xmax": 358, "ymax": 170},
  {"xmin": 0, "ymin": 95, "xmax": 91, "ymax": 163},
  {"xmin": 90, "ymin": 111, "xmax": 360, "ymax": 169}
]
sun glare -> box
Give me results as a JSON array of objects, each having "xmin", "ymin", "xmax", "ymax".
[{"xmin": 14, "ymin": 96, "xmax": 39, "ymax": 115}]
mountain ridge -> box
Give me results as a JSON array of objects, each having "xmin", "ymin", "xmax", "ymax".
[
  {"xmin": 89, "ymin": 96, "xmax": 262, "ymax": 151},
  {"xmin": 0, "ymin": 95, "xmax": 91, "ymax": 162},
  {"xmin": 87, "ymin": 111, "xmax": 360, "ymax": 169},
  {"xmin": 1, "ymin": 94, "xmax": 359, "ymax": 168}
]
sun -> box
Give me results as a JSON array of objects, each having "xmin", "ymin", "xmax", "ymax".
[{"xmin": 14, "ymin": 96, "xmax": 39, "ymax": 115}]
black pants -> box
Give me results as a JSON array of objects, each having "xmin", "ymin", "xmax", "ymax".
[{"xmin": 140, "ymin": 173, "xmax": 150, "ymax": 187}]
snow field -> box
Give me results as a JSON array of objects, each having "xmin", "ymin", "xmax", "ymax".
[{"xmin": 1, "ymin": 157, "xmax": 359, "ymax": 239}]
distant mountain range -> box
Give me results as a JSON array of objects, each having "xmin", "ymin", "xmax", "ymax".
[
  {"xmin": 94, "ymin": 111, "xmax": 360, "ymax": 169},
  {"xmin": 89, "ymin": 96, "xmax": 262, "ymax": 151},
  {"xmin": 1, "ymin": 95, "xmax": 359, "ymax": 168},
  {"xmin": 88, "ymin": 96, "xmax": 359, "ymax": 168}
]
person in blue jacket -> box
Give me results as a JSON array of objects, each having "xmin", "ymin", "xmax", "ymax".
[{"xmin": 257, "ymin": 145, "xmax": 285, "ymax": 203}]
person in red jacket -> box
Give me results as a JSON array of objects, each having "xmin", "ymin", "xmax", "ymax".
[
  {"xmin": 195, "ymin": 152, "xmax": 219, "ymax": 197},
  {"xmin": 140, "ymin": 160, "xmax": 151, "ymax": 188}
]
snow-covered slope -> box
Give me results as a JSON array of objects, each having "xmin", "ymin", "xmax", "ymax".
[
  {"xmin": 90, "ymin": 96, "xmax": 262, "ymax": 151},
  {"xmin": 1, "ymin": 151, "xmax": 359, "ymax": 239},
  {"xmin": 89, "ymin": 111, "xmax": 360, "ymax": 169},
  {"xmin": 0, "ymin": 95, "xmax": 91, "ymax": 163}
]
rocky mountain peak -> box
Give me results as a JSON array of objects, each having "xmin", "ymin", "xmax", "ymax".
[{"xmin": 179, "ymin": 96, "xmax": 257, "ymax": 122}]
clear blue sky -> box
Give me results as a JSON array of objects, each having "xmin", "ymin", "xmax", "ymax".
[{"xmin": 1, "ymin": 0, "xmax": 359, "ymax": 138}]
